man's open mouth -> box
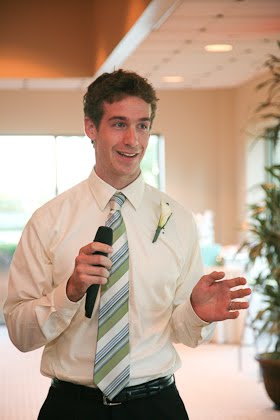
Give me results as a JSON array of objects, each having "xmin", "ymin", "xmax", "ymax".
[{"xmin": 117, "ymin": 151, "xmax": 138, "ymax": 157}]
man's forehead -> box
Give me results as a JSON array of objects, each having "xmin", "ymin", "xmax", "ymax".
[{"xmin": 102, "ymin": 96, "xmax": 151, "ymax": 117}]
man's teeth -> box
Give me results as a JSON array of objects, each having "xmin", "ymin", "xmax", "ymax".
[{"xmin": 119, "ymin": 152, "xmax": 137, "ymax": 157}]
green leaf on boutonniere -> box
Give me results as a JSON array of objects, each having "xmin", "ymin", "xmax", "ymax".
[{"xmin": 152, "ymin": 200, "xmax": 172, "ymax": 243}]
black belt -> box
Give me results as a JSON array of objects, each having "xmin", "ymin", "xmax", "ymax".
[{"xmin": 51, "ymin": 375, "xmax": 175, "ymax": 406}]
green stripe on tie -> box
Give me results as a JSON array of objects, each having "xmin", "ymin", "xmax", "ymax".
[
  {"xmin": 98, "ymin": 301, "xmax": 128, "ymax": 339},
  {"xmin": 94, "ymin": 342, "xmax": 129, "ymax": 384},
  {"xmin": 113, "ymin": 219, "xmax": 125, "ymax": 242},
  {"xmin": 102, "ymin": 259, "xmax": 129, "ymax": 292}
]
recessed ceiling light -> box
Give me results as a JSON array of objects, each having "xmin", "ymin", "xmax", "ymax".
[
  {"xmin": 204, "ymin": 44, "xmax": 233, "ymax": 52},
  {"xmin": 162, "ymin": 76, "xmax": 184, "ymax": 83}
]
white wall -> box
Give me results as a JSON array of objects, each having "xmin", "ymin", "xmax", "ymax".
[
  {"xmin": 0, "ymin": 90, "xmax": 84, "ymax": 135},
  {"xmin": 153, "ymin": 88, "xmax": 236, "ymax": 244}
]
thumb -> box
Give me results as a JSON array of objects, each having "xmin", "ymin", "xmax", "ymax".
[{"xmin": 203, "ymin": 271, "xmax": 225, "ymax": 285}]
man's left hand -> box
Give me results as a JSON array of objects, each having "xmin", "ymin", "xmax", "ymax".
[{"xmin": 190, "ymin": 271, "xmax": 251, "ymax": 322}]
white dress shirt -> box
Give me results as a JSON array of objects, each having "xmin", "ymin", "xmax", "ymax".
[{"xmin": 4, "ymin": 169, "xmax": 215, "ymax": 386}]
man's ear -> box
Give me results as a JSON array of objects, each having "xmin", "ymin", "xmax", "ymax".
[{"xmin": 84, "ymin": 117, "xmax": 97, "ymax": 141}]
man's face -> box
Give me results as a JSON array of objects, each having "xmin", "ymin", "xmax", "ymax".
[{"xmin": 85, "ymin": 96, "xmax": 151, "ymax": 189}]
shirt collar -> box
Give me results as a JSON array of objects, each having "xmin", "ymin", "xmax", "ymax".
[{"xmin": 88, "ymin": 168, "xmax": 145, "ymax": 211}]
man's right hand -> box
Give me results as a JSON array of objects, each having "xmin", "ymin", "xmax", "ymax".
[{"xmin": 66, "ymin": 242, "xmax": 113, "ymax": 302}]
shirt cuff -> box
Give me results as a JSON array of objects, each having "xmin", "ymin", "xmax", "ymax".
[
  {"xmin": 171, "ymin": 295, "xmax": 211, "ymax": 347},
  {"xmin": 185, "ymin": 295, "xmax": 210, "ymax": 326},
  {"xmin": 35, "ymin": 280, "xmax": 81, "ymax": 341},
  {"xmin": 53, "ymin": 279, "xmax": 81, "ymax": 312}
]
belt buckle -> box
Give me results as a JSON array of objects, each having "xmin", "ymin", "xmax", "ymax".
[{"xmin": 102, "ymin": 395, "xmax": 122, "ymax": 406}]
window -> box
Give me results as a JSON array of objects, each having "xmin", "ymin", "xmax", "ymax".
[
  {"xmin": 55, "ymin": 136, "xmax": 95, "ymax": 193},
  {"xmin": 141, "ymin": 134, "xmax": 165, "ymax": 191},
  {"xmin": 246, "ymin": 139, "xmax": 268, "ymax": 205},
  {"xmin": 246, "ymin": 136, "xmax": 280, "ymax": 205},
  {"xmin": 0, "ymin": 136, "xmax": 57, "ymax": 252},
  {"xmin": 267, "ymin": 139, "xmax": 280, "ymax": 180}
]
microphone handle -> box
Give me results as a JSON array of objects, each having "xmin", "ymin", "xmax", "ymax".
[
  {"xmin": 85, "ymin": 226, "xmax": 113, "ymax": 318},
  {"xmin": 85, "ymin": 251, "xmax": 107, "ymax": 319}
]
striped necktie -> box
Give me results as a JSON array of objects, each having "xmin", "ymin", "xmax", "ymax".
[{"xmin": 94, "ymin": 192, "xmax": 130, "ymax": 401}]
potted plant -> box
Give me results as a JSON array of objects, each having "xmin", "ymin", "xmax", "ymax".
[{"xmin": 241, "ymin": 42, "xmax": 280, "ymax": 409}]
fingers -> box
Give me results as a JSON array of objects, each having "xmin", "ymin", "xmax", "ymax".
[
  {"xmin": 206, "ymin": 273, "xmax": 249, "ymax": 291},
  {"xmin": 224, "ymin": 276, "xmax": 247, "ymax": 289},
  {"xmin": 80, "ymin": 242, "xmax": 113, "ymax": 257},
  {"xmin": 66, "ymin": 241, "xmax": 113, "ymax": 302},
  {"xmin": 230, "ymin": 287, "xmax": 251, "ymax": 300},
  {"xmin": 217, "ymin": 275, "xmax": 251, "ymax": 297},
  {"xmin": 76, "ymin": 252, "xmax": 112, "ymax": 270},
  {"xmin": 226, "ymin": 311, "xmax": 240, "ymax": 319},
  {"xmin": 67, "ymin": 262, "xmax": 111, "ymax": 302},
  {"xmin": 202, "ymin": 271, "xmax": 225, "ymax": 285},
  {"xmin": 77, "ymin": 241, "xmax": 113, "ymax": 270},
  {"xmin": 226, "ymin": 300, "xmax": 250, "ymax": 320},
  {"xmin": 227, "ymin": 279, "xmax": 251, "ymax": 319},
  {"xmin": 75, "ymin": 263, "xmax": 110, "ymax": 283},
  {"xmin": 73, "ymin": 246, "xmax": 113, "ymax": 285},
  {"xmin": 229, "ymin": 300, "xmax": 249, "ymax": 311}
]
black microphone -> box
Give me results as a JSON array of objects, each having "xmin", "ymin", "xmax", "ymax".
[{"xmin": 85, "ymin": 226, "xmax": 113, "ymax": 318}]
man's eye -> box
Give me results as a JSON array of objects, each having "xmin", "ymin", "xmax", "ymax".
[
  {"xmin": 139, "ymin": 123, "xmax": 149, "ymax": 130},
  {"xmin": 115, "ymin": 122, "xmax": 125, "ymax": 128}
]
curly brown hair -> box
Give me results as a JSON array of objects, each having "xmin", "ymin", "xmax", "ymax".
[{"xmin": 83, "ymin": 69, "xmax": 158, "ymax": 128}]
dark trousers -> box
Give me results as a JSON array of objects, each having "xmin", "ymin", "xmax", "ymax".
[{"xmin": 38, "ymin": 381, "xmax": 189, "ymax": 420}]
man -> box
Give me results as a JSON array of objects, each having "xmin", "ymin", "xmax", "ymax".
[{"xmin": 4, "ymin": 70, "xmax": 251, "ymax": 419}]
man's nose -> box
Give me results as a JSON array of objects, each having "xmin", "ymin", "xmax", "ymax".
[{"xmin": 124, "ymin": 127, "xmax": 138, "ymax": 146}]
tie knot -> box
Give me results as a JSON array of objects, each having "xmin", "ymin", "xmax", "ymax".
[{"xmin": 109, "ymin": 192, "xmax": 126, "ymax": 212}]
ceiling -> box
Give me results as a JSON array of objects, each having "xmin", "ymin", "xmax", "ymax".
[
  {"xmin": 1, "ymin": 0, "xmax": 280, "ymax": 91},
  {"xmin": 121, "ymin": 0, "xmax": 280, "ymax": 89}
]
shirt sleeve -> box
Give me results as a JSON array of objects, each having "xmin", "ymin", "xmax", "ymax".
[
  {"xmin": 170, "ymin": 213, "xmax": 216, "ymax": 347},
  {"xmin": 4, "ymin": 216, "xmax": 80, "ymax": 352}
]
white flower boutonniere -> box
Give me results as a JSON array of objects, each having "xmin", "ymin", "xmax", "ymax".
[{"xmin": 152, "ymin": 200, "xmax": 172, "ymax": 243}]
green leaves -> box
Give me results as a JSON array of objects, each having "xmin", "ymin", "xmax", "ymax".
[{"xmin": 241, "ymin": 42, "xmax": 280, "ymax": 354}]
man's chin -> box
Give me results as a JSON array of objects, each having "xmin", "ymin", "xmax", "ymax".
[{"xmin": 114, "ymin": 167, "xmax": 141, "ymax": 183}]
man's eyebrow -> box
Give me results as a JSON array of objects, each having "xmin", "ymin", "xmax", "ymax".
[{"xmin": 108, "ymin": 116, "xmax": 151, "ymax": 122}]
